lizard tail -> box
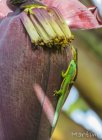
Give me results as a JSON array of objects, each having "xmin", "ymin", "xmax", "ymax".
[{"xmin": 51, "ymin": 110, "xmax": 59, "ymax": 134}]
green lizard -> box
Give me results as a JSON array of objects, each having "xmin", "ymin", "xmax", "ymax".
[{"xmin": 52, "ymin": 47, "xmax": 77, "ymax": 131}]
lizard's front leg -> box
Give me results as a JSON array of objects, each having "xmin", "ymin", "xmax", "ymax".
[{"xmin": 54, "ymin": 89, "xmax": 62, "ymax": 96}]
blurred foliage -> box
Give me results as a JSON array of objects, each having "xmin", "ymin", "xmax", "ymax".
[
  {"xmin": 52, "ymin": 112, "xmax": 98, "ymax": 140},
  {"xmin": 79, "ymin": 0, "xmax": 92, "ymax": 6},
  {"xmin": 74, "ymin": 29, "xmax": 102, "ymax": 60},
  {"xmin": 73, "ymin": 29, "xmax": 102, "ymax": 118},
  {"xmin": 66, "ymin": 97, "xmax": 89, "ymax": 114}
]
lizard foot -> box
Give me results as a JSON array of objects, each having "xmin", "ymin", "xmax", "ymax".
[{"xmin": 54, "ymin": 89, "xmax": 62, "ymax": 96}]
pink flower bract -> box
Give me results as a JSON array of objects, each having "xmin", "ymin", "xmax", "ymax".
[{"xmin": 42, "ymin": 0, "xmax": 102, "ymax": 29}]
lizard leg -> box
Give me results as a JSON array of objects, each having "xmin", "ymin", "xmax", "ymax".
[
  {"xmin": 54, "ymin": 89, "xmax": 62, "ymax": 96},
  {"xmin": 61, "ymin": 61, "xmax": 72, "ymax": 78}
]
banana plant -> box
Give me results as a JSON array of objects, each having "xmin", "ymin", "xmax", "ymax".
[{"xmin": 0, "ymin": 0, "xmax": 102, "ymax": 140}]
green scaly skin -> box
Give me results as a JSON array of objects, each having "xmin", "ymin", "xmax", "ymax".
[{"xmin": 52, "ymin": 46, "xmax": 77, "ymax": 130}]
